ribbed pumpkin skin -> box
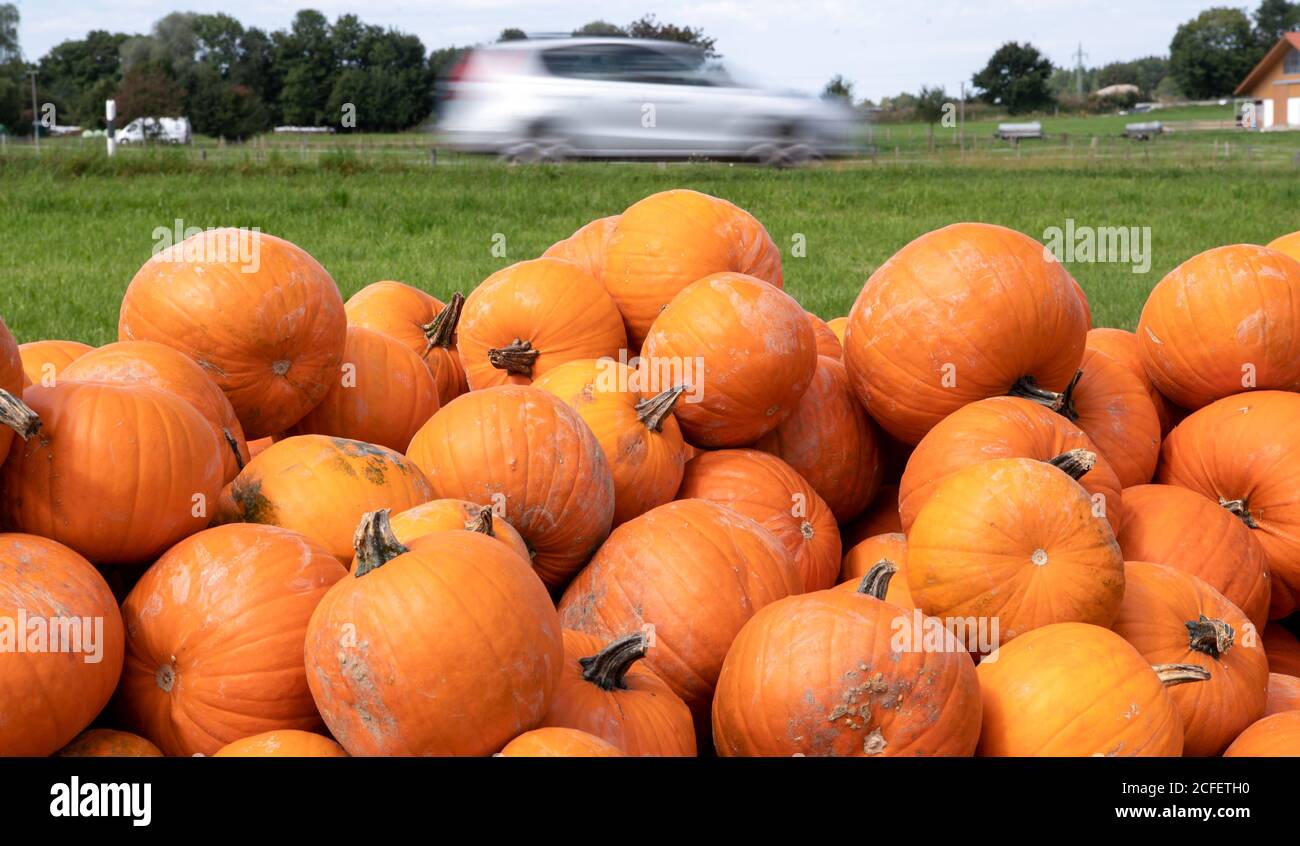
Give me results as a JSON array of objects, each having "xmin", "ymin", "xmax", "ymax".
[
  {"xmin": 1158, "ymin": 390, "xmax": 1300, "ymax": 619},
  {"xmin": 1085, "ymin": 328, "xmax": 1178, "ymax": 434},
  {"xmin": 499, "ymin": 727, "xmax": 626, "ymax": 757},
  {"xmin": 754, "ymin": 357, "xmax": 881, "ymax": 522},
  {"xmin": 62, "ymin": 339, "xmax": 250, "ymax": 483},
  {"xmin": 1223, "ymin": 711, "xmax": 1300, "ymax": 756},
  {"xmin": 213, "ymin": 731, "xmax": 348, "ymax": 757},
  {"xmin": 115, "ymin": 524, "xmax": 345, "ymax": 756},
  {"xmin": 677, "ymin": 449, "xmax": 841, "ymax": 592},
  {"xmin": 18, "ymin": 339, "xmax": 92, "ymax": 386},
  {"xmin": 557, "ymin": 499, "xmax": 800, "ymax": 716},
  {"xmin": 1265, "ymin": 672, "xmax": 1300, "ymax": 716},
  {"xmin": 542, "ymin": 215, "xmax": 620, "ymax": 284},
  {"xmin": 285, "ymin": 326, "xmax": 439, "ymax": 452},
  {"xmin": 306, "ymin": 531, "xmax": 564, "ymax": 756},
  {"xmin": 908, "ymin": 458, "xmax": 1125, "ymax": 646},
  {"xmin": 0, "ymin": 534, "xmax": 125, "ymax": 756},
  {"xmin": 0, "ymin": 317, "xmax": 30, "ymax": 464},
  {"xmin": 2, "ymin": 381, "xmax": 224, "ymax": 564},
  {"xmin": 837, "ymin": 533, "xmax": 913, "ymax": 608},
  {"xmin": 1111, "ymin": 561, "xmax": 1268, "ymax": 757},
  {"xmin": 1138, "ymin": 244, "xmax": 1300, "ymax": 410},
  {"xmin": 532, "ymin": 359, "xmax": 686, "ymax": 527},
  {"xmin": 978, "ymin": 623, "xmax": 1186, "ymax": 756},
  {"xmin": 57, "ymin": 729, "xmax": 163, "ymax": 757},
  {"xmin": 1264, "ymin": 623, "xmax": 1300, "ymax": 677},
  {"xmin": 1071, "ymin": 348, "xmax": 1161, "ymax": 488},
  {"xmin": 406, "ymin": 385, "xmax": 615, "ymax": 590},
  {"xmin": 386, "ymin": 498, "xmax": 531, "ymax": 564},
  {"xmin": 640, "ymin": 272, "xmax": 817, "ymax": 448},
  {"xmin": 843, "ymin": 222, "xmax": 1088, "ymax": 445},
  {"xmin": 118, "ymin": 229, "xmax": 347, "ymax": 439},
  {"xmin": 457, "ymin": 258, "xmax": 627, "ymax": 390},
  {"xmin": 712, "ymin": 589, "xmax": 981, "ymax": 757},
  {"xmin": 217, "ymin": 435, "xmax": 433, "ymax": 563},
  {"xmin": 808, "ymin": 313, "xmax": 843, "ymax": 359},
  {"xmin": 841, "ymin": 484, "xmax": 902, "ymax": 548},
  {"xmin": 541, "ymin": 630, "xmax": 696, "ymax": 757},
  {"xmin": 601, "ymin": 189, "xmax": 783, "ymax": 346},
  {"xmin": 344, "ymin": 280, "xmax": 467, "ymax": 405},
  {"xmin": 898, "ymin": 396, "xmax": 1124, "ymax": 534},
  {"xmin": 1116, "ymin": 485, "xmax": 1271, "ymax": 627}
]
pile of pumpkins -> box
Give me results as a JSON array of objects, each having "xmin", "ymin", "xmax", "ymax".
[{"xmin": 3, "ymin": 187, "xmax": 1300, "ymax": 758}]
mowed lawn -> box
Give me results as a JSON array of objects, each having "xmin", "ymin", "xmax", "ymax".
[{"xmin": 3, "ymin": 154, "xmax": 1299, "ymax": 345}]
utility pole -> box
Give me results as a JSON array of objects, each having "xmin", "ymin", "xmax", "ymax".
[
  {"xmin": 1073, "ymin": 43, "xmax": 1088, "ymax": 98},
  {"xmin": 28, "ymin": 70, "xmax": 39, "ymax": 154}
]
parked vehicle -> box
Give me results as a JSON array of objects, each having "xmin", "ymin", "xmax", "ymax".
[
  {"xmin": 437, "ymin": 37, "xmax": 862, "ymax": 164},
  {"xmin": 115, "ymin": 117, "xmax": 192, "ymax": 145}
]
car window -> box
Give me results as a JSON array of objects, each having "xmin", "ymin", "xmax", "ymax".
[{"xmin": 541, "ymin": 44, "xmax": 714, "ymax": 85}]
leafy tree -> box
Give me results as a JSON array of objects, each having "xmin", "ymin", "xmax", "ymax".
[
  {"xmin": 114, "ymin": 64, "xmax": 186, "ymax": 125},
  {"xmin": 120, "ymin": 12, "xmax": 199, "ymax": 76},
  {"xmin": 972, "ymin": 42, "xmax": 1055, "ymax": 114},
  {"xmin": 1170, "ymin": 7, "xmax": 1264, "ymax": 98},
  {"xmin": 0, "ymin": 2, "xmax": 19, "ymax": 63},
  {"xmin": 230, "ymin": 27, "xmax": 280, "ymax": 120},
  {"xmin": 1096, "ymin": 56, "xmax": 1169, "ymax": 98},
  {"xmin": 37, "ymin": 30, "xmax": 130, "ymax": 126},
  {"xmin": 572, "ymin": 20, "xmax": 626, "ymax": 37},
  {"xmin": 821, "ymin": 74, "xmax": 854, "ymax": 102},
  {"xmin": 186, "ymin": 62, "xmax": 268, "ymax": 137},
  {"xmin": 914, "ymin": 85, "xmax": 949, "ymax": 146},
  {"xmin": 626, "ymin": 15, "xmax": 717, "ymax": 57},
  {"xmin": 192, "ymin": 13, "xmax": 245, "ymax": 75},
  {"xmin": 498, "ymin": 28, "xmax": 528, "ymax": 42},
  {"xmin": 1254, "ymin": 0, "xmax": 1300, "ymax": 43},
  {"xmin": 275, "ymin": 10, "xmax": 337, "ymax": 125}
]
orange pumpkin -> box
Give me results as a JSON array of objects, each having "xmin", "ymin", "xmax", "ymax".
[
  {"xmin": 1158, "ymin": 390, "xmax": 1300, "ymax": 618},
  {"xmin": 1265, "ymin": 623, "xmax": 1300, "ymax": 677},
  {"xmin": 2, "ymin": 381, "xmax": 224, "ymax": 563},
  {"xmin": 754, "ymin": 356, "xmax": 882, "ymax": 521},
  {"xmin": 977, "ymin": 622, "xmax": 1205, "ymax": 756},
  {"xmin": 1116, "ymin": 485, "xmax": 1271, "ymax": 627},
  {"xmin": 678, "ymin": 449, "xmax": 839, "ymax": 592},
  {"xmin": 119, "ymin": 229, "xmax": 346, "ymax": 439},
  {"xmin": 499, "ymin": 727, "xmax": 626, "ymax": 757},
  {"xmin": 0, "ymin": 534, "xmax": 125, "ymax": 756},
  {"xmin": 908, "ymin": 457, "xmax": 1125, "ymax": 647},
  {"xmin": 217, "ymin": 435, "xmax": 432, "ymax": 563},
  {"xmin": 18, "ymin": 339, "xmax": 92, "ymax": 385},
  {"xmin": 1111, "ymin": 561, "xmax": 1268, "ymax": 756},
  {"xmin": 558, "ymin": 499, "xmax": 800, "ymax": 717},
  {"xmin": 826, "ymin": 316, "xmax": 848, "ymax": 344},
  {"xmin": 1223, "ymin": 710, "xmax": 1300, "ymax": 756},
  {"xmin": 541, "ymin": 630, "xmax": 696, "ymax": 757},
  {"xmin": 406, "ymin": 385, "xmax": 615, "ymax": 590},
  {"xmin": 841, "ymin": 484, "xmax": 902, "ymax": 547},
  {"xmin": 639, "ymin": 272, "xmax": 817, "ymax": 448},
  {"xmin": 284, "ymin": 326, "xmax": 439, "ymax": 452},
  {"xmin": 57, "ymin": 729, "xmax": 163, "ymax": 757},
  {"xmin": 713, "ymin": 562, "xmax": 982, "ymax": 757},
  {"xmin": 306, "ymin": 512, "xmax": 564, "ymax": 756},
  {"xmin": 0, "ymin": 316, "xmax": 41, "ymax": 465},
  {"xmin": 1266, "ymin": 673, "xmax": 1300, "ymax": 716},
  {"xmin": 602, "ymin": 189, "xmax": 782, "ymax": 346},
  {"xmin": 213, "ymin": 731, "xmax": 348, "ymax": 757},
  {"xmin": 115, "ymin": 524, "xmax": 345, "ymax": 756},
  {"xmin": 898, "ymin": 396, "xmax": 1124, "ymax": 534},
  {"xmin": 1267, "ymin": 229, "xmax": 1300, "ymax": 260},
  {"xmin": 843, "ymin": 222, "xmax": 1088, "ymax": 445},
  {"xmin": 532, "ymin": 358, "xmax": 686, "ymax": 527},
  {"xmin": 457, "ymin": 258, "xmax": 626, "ymax": 390},
  {"xmin": 1138, "ymin": 244, "xmax": 1300, "ymax": 410},
  {"xmin": 838, "ymin": 532, "xmax": 913, "ymax": 608},
  {"xmin": 542, "ymin": 215, "xmax": 620, "ymax": 284},
  {"xmin": 1086, "ymin": 328, "xmax": 1178, "ymax": 434},
  {"xmin": 62, "ymin": 339, "xmax": 250, "ymax": 483},
  {"xmin": 344, "ymin": 281, "xmax": 467, "ymax": 405},
  {"xmin": 1063, "ymin": 349, "xmax": 1161, "ymax": 488},
  {"xmin": 807, "ymin": 312, "xmax": 842, "ymax": 359},
  {"xmin": 386, "ymin": 498, "xmax": 531, "ymax": 565}
]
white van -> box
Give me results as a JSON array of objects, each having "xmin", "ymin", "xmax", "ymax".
[{"xmin": 115, "ymin": 117, "xmax": 192, "ymax": 145}]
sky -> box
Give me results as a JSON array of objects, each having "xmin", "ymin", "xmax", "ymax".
[{"xmin": 14, "ymin": 0, "xmax": 1240, "ymax": 100}]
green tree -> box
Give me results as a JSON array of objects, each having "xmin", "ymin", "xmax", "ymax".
[
  {"xmin": 0, "ymin": 2, "xmax": 19, "ymax": 63},
  {"xmin": 625, "ymin": 15, "xmax": 717, "ymax": 57},
  {"xmin": 914, "ymin": 85, "xmax": 949, "ymax": 147},
  {"xmin": 1096, "ymin": 56, "xmax": 1169, "ymax": 98},
  {"xmin": 972, "ymin": 42, "xmax": 1055, "ymax": 113},
  {"xmin": 572, "ymin": 21, "xmax": 626, "ymax": 37},
  {"xmin": 498, "ymin": 28, "xmax": 527, "ymax": 42},
  {"xmin": 1170, "ymin": 7, "xmax": 1264, "ymax": 98},
  {"xmin": 821, "ymin": 74, "xmax": 854, "ymax": 102},
  {"xmin": 1254, "ymin": 0, "xmax": 1300, "ymax": 43},
  {"xmin": 37, "ymin": 30, "xmax": 131, "ymax": 126},
  {"xmin": 275, "ymin": 10, "xmax": 337, "ymax": 125},
  {"xmin": 113, "ymin": 64, "xmax": 186, "ymax": 125},
  {"xmin": 120, "ymin": 12, "xmax": 199, "ymax": 76}
]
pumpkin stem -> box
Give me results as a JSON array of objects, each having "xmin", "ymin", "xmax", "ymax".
[
  {"xmin": 0, "ymin": 387, "xmax": 41, "ymax": 440},
  {"xmin": 1045, "ymin": 448, "xmax": 1096, "ymax": 480},
  {"xmin": 1152, "ymin": 663, "xmax": 1212, "ymax": 687},
  {"xmin": 465, "ymin": 505, "xmax": 496, "ymax": 537},
  {"xmin": 855, "ymin": 559, "xmax": 897, "ymax": 600},
  {"xmin": 1218, "ymin": 497, "xmax": 1259, "ymax": 529},
  {"xmin": 224, "ymin": 429, "xmax": 246, "ymax": 471},
  {"xmin": 1009, "ymin": 371, "xmax": 1081, "ymax": 421},
  {"xmin": 579, "ymin": 632, "xmax": 648, "ymax": 691},
  {"xmin": 1185, "ymin": 615, "xmax": 1234, "ymax": 659},
  {"xmin": 487, "ymin": 338, "xmax": 540, "ymax": 376},
  {"xmin": 635, "ymin": 385, "xmax": 686, "ymax": 433},
  {"xmin": 353, "ymin": 509, "xmax": 409, "ymax": 577},
  {"xmin": 422, "ymin": 292, "xmax": 465, "ymax": 351}
]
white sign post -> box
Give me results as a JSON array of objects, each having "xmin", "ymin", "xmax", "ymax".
[{"xmin": 106, "ymin": 99, "xmax": 116, "ymax": 157}]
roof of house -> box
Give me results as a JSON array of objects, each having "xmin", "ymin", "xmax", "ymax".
[{"xmin": 1235, "ymin": 32, "xmax": 1300, "ymax": 95}]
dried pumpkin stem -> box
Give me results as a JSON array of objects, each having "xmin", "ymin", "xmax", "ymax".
[
  {"xmin": 1152, "ymin": 663, "xmax": 1211, "ymax": 687},
  {"xmin": 1045, "ymin": 448, "xmax": 1097, "ymax": 480},
  {"xmin": 0, "ymin": 387, "xmax": 41, "ymax": 440},
  {"xmin": 579, "ymin": 632, "xmax": 649, "ymax": 691},
  {"xmin": 1185, "ymin": 615, "xmax": 1234, "ymax": 659},
  {"xmin": 487, "ymin": 338, "xmax": 540, "ymax": 376},
  {"xmin": 635, "ymin": 385, "xmax": 686, "ymax": 433},
  {"xmin": 855, "ymin": 559, "xmax": 897, "ymax": 600},
  {"xmin": 422, "ymin": 291, "xmax": 464, "ymax": 351},
  {"xmin": 1218, "ymin": 497, "xmax": 1259, "ymax": 529},
  {"xmin": 224, "ymin": 429, "xmax": 246, "ymax": 471},
  {"xmin": 1009, "ymin": 370, "xmax": 1081, "ymax": 422},
  {"xmin": 353, "ymin": 509, "xmax": 409, "ymax": 577},
  {"xmin": 464, "ymin": 505, "xmax": 496, "ymax": 537}
]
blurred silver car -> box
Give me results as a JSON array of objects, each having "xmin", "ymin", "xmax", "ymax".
[{"xmin": 437, "ymin": 38, "xmax": 862, "ymax": 164}]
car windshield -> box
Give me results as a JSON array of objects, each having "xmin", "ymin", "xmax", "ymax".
[{"xmin": 541, "ymin": 43, "xmax": 743, "ymax": 87}]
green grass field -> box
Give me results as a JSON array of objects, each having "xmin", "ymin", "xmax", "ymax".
[{"xmin": 3, "ymin": 147, "xmax": 1299, "ymax": 345}]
